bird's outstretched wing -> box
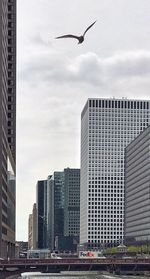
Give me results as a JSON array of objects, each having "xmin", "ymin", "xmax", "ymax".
[
  {"xmin": 83, "ymin": 20, "xmax": 97, "ymax": 36},
  {"xmin": 55, "ymin": 34, "xmax": 80, "ymax": 40}
]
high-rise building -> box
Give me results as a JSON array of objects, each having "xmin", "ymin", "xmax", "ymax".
[
  {"xmin": 0, "ymin": 0, "xmax": 16, "ymax": 258},
  {"xmin": 36, "ymin": 180, "xmax": 47, "ymax": 249},
  {"xmin": 80, "ymin": 98, "xmax": 150, "ymax": 249},
  {"xmin": 32, "ymin": 203, "xmax": 37, "ymax": 249},
  {"xmin": 46, "ymin": 175, "xmax": 54, "ymax": 250},
  {"xmin": 64, "ymin": 168, "xmax": 80, "ymax": 237},
  {"xmin": 53, "ymin": 172, "xmax": 64, "ymax": 240},
  {"xmin": 28, "ymin": 203, "xmax": 37, "ymax": 250},
  {"xmin": 47, "ymin": 172, "xmax": 64, "ymax": 250},
  {"xmin": 125, "ymin": 125, "xmax": 150, "ymax": 243},
  {"xmin": 28, "ymin": 214, "xmax": 32, "ymax": 250},
  {"xmin": 47, "ymin": 169, "xmax": 80, "ymax": 252}
]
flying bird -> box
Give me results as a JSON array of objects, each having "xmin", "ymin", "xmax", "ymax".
[{"xmin": 55, "ymin": 20, "xmax": 97, "ymax": 44}]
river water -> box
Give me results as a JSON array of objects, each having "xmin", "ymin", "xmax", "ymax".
[{"xmin": 20, "ymin": 272, "xmax": 150, "ymax": 279}]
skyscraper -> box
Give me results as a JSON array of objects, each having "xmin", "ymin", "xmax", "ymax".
[
  {"xmin": 28, "ymin": 203, "xmax": 37, "ymax": 250},
  {"xmin": 0, "ymin": 0, "xmax": 16, "ymax": 258},
  {"xmin": 46, "ymin": 175, "xmax": 54, "ymax": 250},
  {"xmin": 47, "ymin": 172, "xmax": 64, "ymax": 250},
  {"xmin": 36, "ymin": 180, "xmax": 47, "ymax": 249},
  {"xmin": 125, "ymin": 125, "xmax": 150, "ymax": 243},
  {"xmin": 47, "ymin": 169, "xmax": 80, "ymax": 252},
  {"xmin": 80, "ymin": 98, "xmax": 150, "ymax": 249},
  {"xmin": 64, "ymin": 168, "xmax": 80, "ymax": 237}
]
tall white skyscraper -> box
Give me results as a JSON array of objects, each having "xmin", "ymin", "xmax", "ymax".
[{"xmin": 80, "ymin": 98, "xmax": 150, "ymax": 249}]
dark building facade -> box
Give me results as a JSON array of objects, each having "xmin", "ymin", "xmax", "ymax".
[
  {"xmin": 36, "ymin": 180, "xmax": 47, "ymax": 249},
  {"xmin": 46, "ymin": 169, "xmax": 80, "ymax": 252},
  {"xmin": 37, "ymin": 169, "xmax": 80, "ymax": 251},
  {"xmin": 64, "ymin": 168, "xmax": 80, "ymax": 237},
  {"xmin": 46, "ymin": 175, "xmax": 53, "ymax": 250},
  {"xmin": 54, "ymin": 172, "xmax": 64, "ymax": 240},
  {"xmin": 47, "ymin": 172, "xmax": 64, "ymax": 250},
  {"xmin": 55, "ymin": 235, "xmax": 79, "ymax": 253},
  {"xmin": 0, "ymin": 0, "xmax": 16, "ymax": 258}
]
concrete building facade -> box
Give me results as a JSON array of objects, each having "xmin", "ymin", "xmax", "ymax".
[
  {"xmin": 125, "ymin": 125, "xmax": 150, "ymax": 243},
  {"xmin": 0, "ymin": 0, "xmax": 16, "ymax": 258},
  {"xmin": 28, "ymin": 214, "xmax": 32, "ymax": 250},
  {"xmin": 80, "ymin": 98, "xmax": 150, "ymax": 249},
  {"xmin": 28, "ymin": 203, "xmax": 37, "ymax": 250}
]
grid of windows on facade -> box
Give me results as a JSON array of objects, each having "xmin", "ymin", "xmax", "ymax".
[
  {"xmin": 64, "ymin": 169, "xmax": 80, "ymax": 237},
  {"xmin": 88, "ymin": 100, "xmax": 149, "ymax": 175},
  {"xmin": 89, "ymin": 99, "xmax": 149, "ymax": 110},
  {"xmin": 0, "ymin": 0, "xmax": 16, "ymax": 259},
  {"xmin": 124, "ymin": 125, "xmax": 150, "ymax": 243},
  {"xmin": 68, "ymin": 176, "xmax": 80, "ymax": 206},
  {"xmin": 68, "ymin": 211, "xmax": 80, "ymax": 234},
  {"xmin": 7, "ymin": 0, "xmax": 16, "ymax": 159}
]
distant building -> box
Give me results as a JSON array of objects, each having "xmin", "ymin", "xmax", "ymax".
[
  {"xmin": 80, "ymin": 98, "xmax": 150, "ymax": 249},
  {"xmin": 46, "ymin": 175, "xmax": 54, "ymax": 250},
  {"xmin": 47, "ymin": 172, "xmax": 64, "ymax": 250},
  {"xmin": 28, "ymin": 214, "xmax": 32, "ymax": 250},
  {"xmin": 46, "ymin": 168, "xmax": 80, "ymax": 252},
  {"xmin": 64, "ymin": 168, "xmax": 80, "ymax": 237},
  {"xmin": 0, "ymin": 0, "xmax": 16, "ymax": 258},
  {"xmin": 28, "ymin": 203, "xmax": 37, "ymax": 249},
  {"xmin": 125, "ymin": 125, "xmax": 150, "ymax": 243},
  {"xmin": 54, "ymin": 172, "xmax": 64, "ymax": 241},
  {"xmin": 32, "ymin": 203, "xmax": 38, "ymax": 248},
  {"xmin": 36, "ymin": 180, "xmax": 47, "ymax": 249}
]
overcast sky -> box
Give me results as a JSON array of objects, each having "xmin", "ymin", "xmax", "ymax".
[{"xmin": 17, "ymin": 0, "xmax": 150, "ymax": 240}]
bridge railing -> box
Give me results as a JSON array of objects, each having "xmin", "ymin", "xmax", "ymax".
[{"xmin": 1, "ymin": 257, "xmax": 150, "ymax": 266}]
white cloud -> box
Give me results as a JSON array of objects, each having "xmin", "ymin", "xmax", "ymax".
[{"xmin": 19, "ymin": 49, "xmax": 150, "ymax": 91}]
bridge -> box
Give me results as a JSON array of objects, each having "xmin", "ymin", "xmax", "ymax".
[{"xmin": 0, "ymin": 258, "xmax": 150, "ymax": 278}]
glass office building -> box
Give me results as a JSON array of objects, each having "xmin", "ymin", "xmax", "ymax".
[
  {"xmin": 80, "ymin": 98, "xmax": 150, "ymax": 249},
  {"xmin": 36, "ymin": 180, "xmax": 47, "ymax": 249},
  {"xmin": 47, "ymin": 172, "xmax": 64, "ymax": 250},
  {"xmin": 47, "ymin": 169, "xmax": 80, "ymax": 251},
  {"xmin": 64, "ymin": 168, "xmax": 80, "ymax": 237}
]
